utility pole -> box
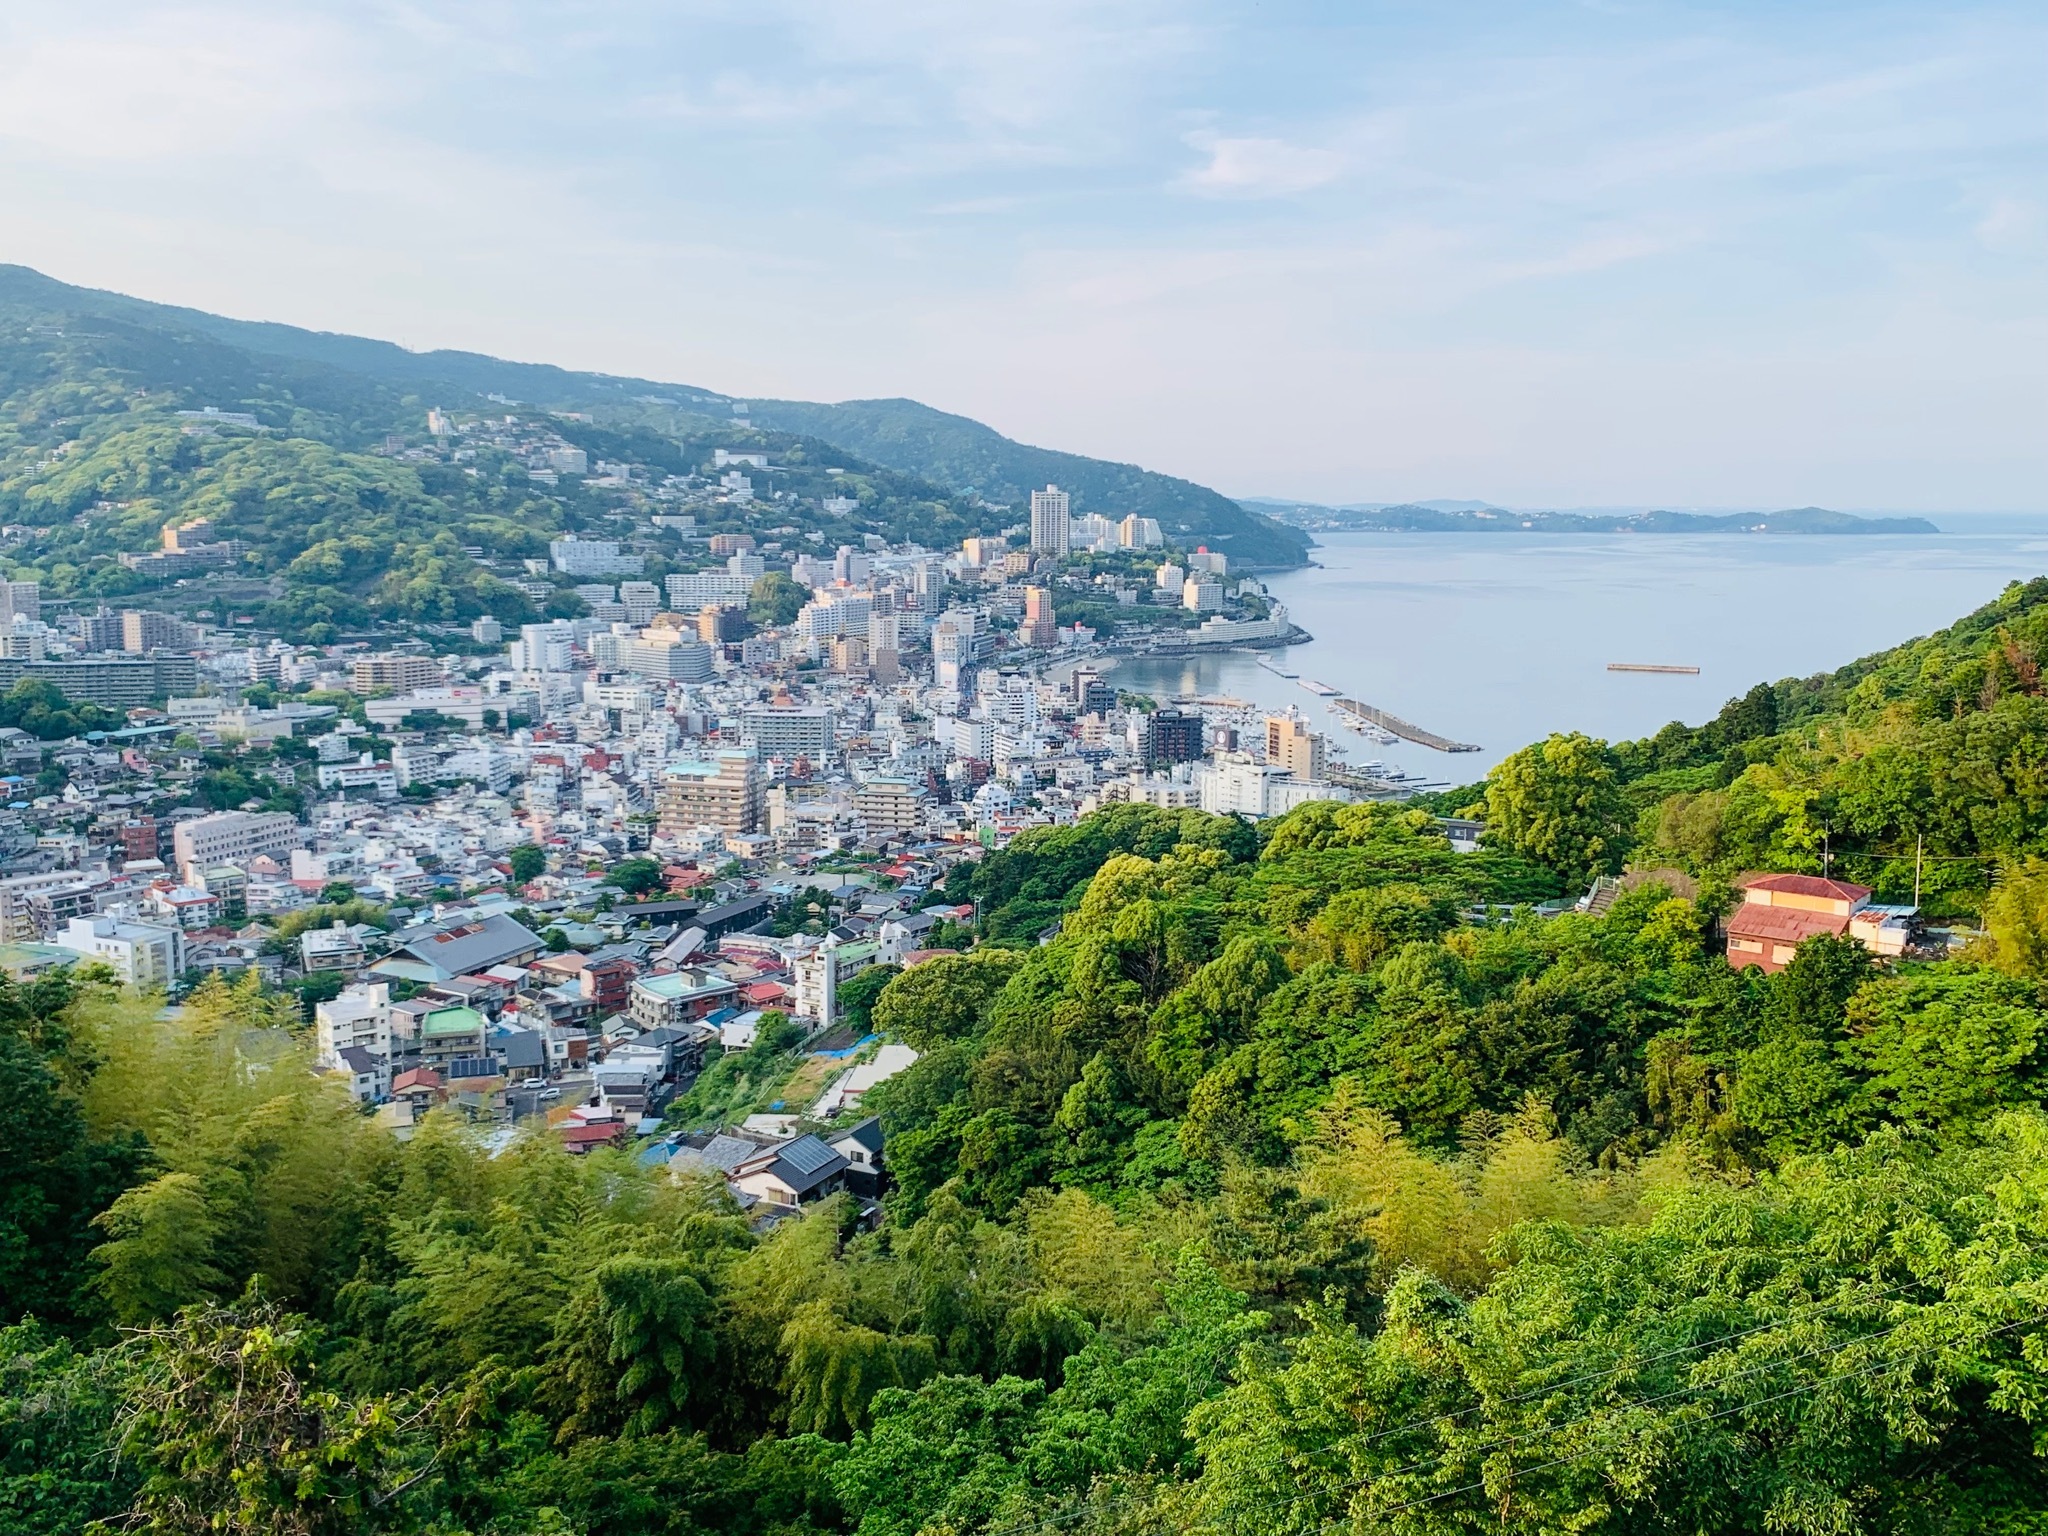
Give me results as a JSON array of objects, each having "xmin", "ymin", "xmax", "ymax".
[
  {"xmin": 1822, "ymin": 830, "xmax": 1830, "ymax": 880},
  {"xmin": 1914, "ymin": 834, "xmax": 1923, "ymax": 907}
]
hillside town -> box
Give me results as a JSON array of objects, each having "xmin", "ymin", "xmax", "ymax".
[
  {"xmin": 0, "ymin": 460, "xmax": 1369, "ymax": 1214},
  {"xmin": 0, "ymin": 402, "xmax": 1947, "ymax": 1226}
]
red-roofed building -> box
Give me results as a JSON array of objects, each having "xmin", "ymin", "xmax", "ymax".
[
  {"xmin": 391, "ymin": 1067, "xmax": 444, "ymax": 1110},
  {"xmin": 560, "ymin": 1120, "xmax": 627, "ymax": 1155},
  {"xmin": 1726, "ymin": 872, "xmax": 1874, "ymax": 972},
  {"xmin": 1740, "ymin": 873, "xmax": 1873, "ymax": 910}
]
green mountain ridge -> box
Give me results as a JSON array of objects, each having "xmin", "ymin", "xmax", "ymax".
[
  {"xmin": 0, "ymin": 283, "xmax": 1009, "ymax": 639},
  {"xmin": 0, "ymin": 264, "xmax": 1310, "ymax": 567},
  {"xmin": 744, "ymin": 396, "xmax": 1310, "ymax": 565}
]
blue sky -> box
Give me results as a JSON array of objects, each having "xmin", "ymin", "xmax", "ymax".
[{"xmin": 0, "ymin": 2, "xmax": 2041, "ymax": 509}]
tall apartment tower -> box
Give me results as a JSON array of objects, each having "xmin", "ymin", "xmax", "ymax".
[
  {"xmin": 0, "ymin": 581, "xmax": 40, "ymax": 628},
  {"xmin": 1147, "ymin": 709, "xmax": 1204, "ymax": 768},
  {"xmin": 1020, "ymin": 586, "xmax": 1056, "ymax": 647},
  {"xmin": 1028, "ymin": 485, "xmax": 1071, "ymax": 556},
  {"xmin": 1265, "ymin": 712, "xmax": 1327, "ymax": 782}
]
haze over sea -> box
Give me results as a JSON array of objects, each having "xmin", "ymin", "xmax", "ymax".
[{"xmin": 1108, "ymin": 513, "xmax": 2048, "ymax": 788}]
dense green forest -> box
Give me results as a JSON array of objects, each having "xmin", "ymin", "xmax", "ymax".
[{"xmin": 7, "ymin": 582, "xmax": 2048, "ymax": 1534}]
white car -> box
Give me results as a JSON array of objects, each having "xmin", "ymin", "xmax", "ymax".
[{"xmin": 536, "ymin": 1086, "xmax": 562, "ymax": 1101}]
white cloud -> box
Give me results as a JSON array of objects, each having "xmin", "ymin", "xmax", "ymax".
[
  {"xmin": 1975, "ymin": 196, "xmax": 2045, "ymax": 255},
  {"xmin": 0, "ymin": 9, "xmax": 362, "ymax": 161},
  {"xmin": 1176, "ymin": 130, "xmax": 1344, "ymax": 196}
]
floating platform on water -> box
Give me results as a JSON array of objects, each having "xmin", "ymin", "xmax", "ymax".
[
  {"xmin": 1298, "ymin": 678, "xmax": 1339, "ymax": 696},
  {"xmin": 1331, "ymin": 698, "xmax": 1480, "ymax": 753},
  {"xmin": 1257, "ymin": 657, "xmax": 1298, "ymax": 679},
  {"xmin": 1607, "ymin": 663, "xmax": 1701, "ymax": 675}
]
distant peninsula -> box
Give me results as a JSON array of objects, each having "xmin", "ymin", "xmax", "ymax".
[{"xmin": 1244, "ymin": 499, "xmax": 1941, "ymax": 535}]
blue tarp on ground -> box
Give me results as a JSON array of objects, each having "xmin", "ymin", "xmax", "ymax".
[{"xmin": 813, "ymin": 1033, "xmax": 879, "ymax": 1060}]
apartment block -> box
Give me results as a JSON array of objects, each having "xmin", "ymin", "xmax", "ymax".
[
  {"xmin": 172, "ymin": 810, "xmax": 304, "ymax": 882},
  {"xmin": 656, "ymin": 749, "xmax": 763, "ymax": 836}
]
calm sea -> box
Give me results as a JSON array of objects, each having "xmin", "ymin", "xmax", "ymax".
[{"xmin": 1106, "ymin": 513, "xmax": 2048, "ymax": 787}]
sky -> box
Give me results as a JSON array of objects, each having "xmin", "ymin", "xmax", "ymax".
[{"xmin": 0, "ymin": 1, "xmax": 2042, "ymax": 511}]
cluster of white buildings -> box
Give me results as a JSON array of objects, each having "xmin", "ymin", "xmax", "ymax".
[{"xmin": 0, "ymin": 426, "xmax": 1358, "ymax": 1005}]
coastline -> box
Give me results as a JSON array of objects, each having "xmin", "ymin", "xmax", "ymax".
[{"xmin": 1097, "ymin": 623, "xmax": 1313, "ymax": 661}]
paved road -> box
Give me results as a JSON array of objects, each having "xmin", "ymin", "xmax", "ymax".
[{"xmin": 508, "ymin": 1071, "xmax": 593, "ymax": 1120}]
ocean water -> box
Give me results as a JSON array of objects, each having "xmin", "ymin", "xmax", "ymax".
[{"xmin": 1106, "ymin": 514, "xmax": 2048, "ymax": 787}]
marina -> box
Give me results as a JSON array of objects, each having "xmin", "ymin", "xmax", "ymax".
[{"xmin": 1331, "ymin": 698, "xmax": 1481, "ymax": 754}]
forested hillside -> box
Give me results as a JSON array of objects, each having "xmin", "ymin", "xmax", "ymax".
[
  {"xmin": 0, "ymin": 265, "xmax": 1311, "ymax": 573},
  {"xmin": 7, "ymin": 584, "xmax": 2048, "ymax": 1535},
  {"xmin": 1473, "ymin": 575, "xmax": 2048, "ymax": 919},
  {"xmin": 742, "ymin": 397, "xmax": 1314, "ymax": 568},
  {"xmin": 0, "ymin": 282, "xmax": 999, "ymax": 640}
]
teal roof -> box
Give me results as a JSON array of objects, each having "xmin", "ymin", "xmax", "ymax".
[
  {"xmin": 634, "ymin": 970, "xmax": 728, "ymax": 1000},
  {"xmin": 422, "ymin": 1005, "xmax": 487, "ymax": 1037}
]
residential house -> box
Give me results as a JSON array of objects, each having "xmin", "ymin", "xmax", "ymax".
[
  {"xmin": 828, "ymin": 1116, "xmax": 886, "ymax": 1197},
  {"xmin": 315, "ymin": 982, "xmax": 392, "ymax": 1071},
  {"xmin": 411, "ymin": 1004, "xmax": 490, "ymax": 1069},
  {"xmin": 333, "ymin": 1045, "xmax": 389, "ymax": 1103},
  {"xmin": 1723, "ymin": 874, "xmax": 1914, "ymax": 973},
  {"xmin": 728, "ymin": 1134, "xmax": 849, "ymax": 1212},
  {"xmin": 301, "ymin": 921, "xmax": 367, "ymax": 973}
]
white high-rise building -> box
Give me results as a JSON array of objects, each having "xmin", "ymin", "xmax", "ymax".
[
  {"xmin": 618, "ymin": 582, "xmax": 662, "ymax": 623},
  {"xmin": 1029, "ymin": 486, "xmax": 1071, "ymax": 555},
  {"xmin": 1195, "ymin": 756, "xmax": 1353, "ymax": 820},
  {"xmin": 666, "ymin": 571, "xmax": 754, "ymax": 609},
  {"xmin": 514, "ymin": 622, "xmax": 577, "ymax": 672},
  {"xmin": 1071, "ymin": 513, "xmax": 1117, "ymax": 552}
]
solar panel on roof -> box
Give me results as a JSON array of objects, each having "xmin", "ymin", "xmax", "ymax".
[{"xmin": 775, "ymin": 1135, "xmax": 840, "ymax": 1176}]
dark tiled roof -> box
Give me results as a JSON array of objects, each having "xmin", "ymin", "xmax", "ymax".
[
  {"xmin": 672, "ymin": 1133, "xmax": 759, "ymax": 1175},
  {"xmin": 399, "ymin": 914, "xmax": 543, "ymax": 976},
  {"xmin": 499, "ymin": 1031, "xmax": 547, "ymax": 1070},
  {"xmin": 831, "ymin": 1116, "xmax": 884, "ymax": 1154}
]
